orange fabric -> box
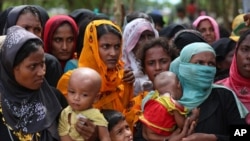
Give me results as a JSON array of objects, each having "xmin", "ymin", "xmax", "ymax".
[
  {"xmin": 57, "ymin": 20, "xmax": 133, "ymax": 113},
  {"xmin": 123, "ymin": 91, "xmax": 148, "ymax": 133}
]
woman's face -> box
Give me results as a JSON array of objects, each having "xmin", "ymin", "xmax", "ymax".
[
  {"xmin": 98, "ymin": 32, "xmax": 122, "ymax": 70},
  {"xmin": 144, "ymin": 45, "xmax": 171, "ymax": 82},
  {"xmin": 109, "ymin": 120, "xmax": 133, "ymax": 141},
  {"xmin": 133, "ymin": 30, "xmax": 155, "ymax": 54},
  {"xmin": 16, "ymin": 12, "xmax": 42, "ymax": 38},
  {"xmin": 14, "ymin": 47, "xmax": 46, "ymax": 90},
  {"xmin": 236, "ymin": 34, "xmax": 250, "ymax": 78},
  {"xmin": 197, "ymin": 19, "xmax": 216, "ymax": 44},
  {"xmin": 189, "ymin": 51, "xmax": 216, "ymax": 67},
  {"xmin": 51, "ymin": 23, "xmax": 75, "ymax": 61}
]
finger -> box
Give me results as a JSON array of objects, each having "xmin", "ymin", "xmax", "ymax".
[
  {"xmin": 187, "ymin": 121, "xmax": 196, "ymax": 135},
  {"xmin": 181, "ymin": 118, "xmax": 191, "ymax": 136}
]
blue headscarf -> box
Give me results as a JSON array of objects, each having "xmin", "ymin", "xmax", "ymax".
[{"xmin": 169, "ymin": 42, "xmax": 216, "ymax": 111}]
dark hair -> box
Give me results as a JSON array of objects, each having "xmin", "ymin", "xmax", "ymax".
[
  {"xmin": 237, "ymin": 29, "xmax": 250, "ymax": 50},
  {"xmin": 101, "ymin": 109, "xmax": 125, "ymax": 131},
  {"xmin": 124, "ymin": 11, "xmax": 153, "ymax": 24},
  {"xmin": 136, "ymin": 37, "xmax": 178, "ymax": 73},
  {"xmin": 20, "ymin": 6, "xmax": 42, "ymax": 25},
  {"xmin": 76, "ymin": 16, "xmax": 109, "ymax": 58},
  {"xmin": 96, "ymin": 24, "xmax": 121, "ymax": 40},
  {"xmin": 14, "ymin": 39, "xmax": 43, "ymax": 67}
]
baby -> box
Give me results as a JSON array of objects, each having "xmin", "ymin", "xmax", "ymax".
[
  {"xmin": 140, "ymin": 71, "xmax": 199, "ymax": 138},
  {"xmin": 58, "ymin": 67, "xmax": 111, "ymax": 141}
]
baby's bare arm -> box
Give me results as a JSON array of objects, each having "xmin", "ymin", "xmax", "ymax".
[
  {"xmin": 173, "ymin": 110, "xmax": 186, "ymax": 129},
  {"xmin": 98, "ymin": 126, "xmax": 111, "ymax": 141}
]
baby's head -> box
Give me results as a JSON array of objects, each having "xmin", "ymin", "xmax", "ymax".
[
  {"xmin": 67, "ymin": 67, "xmax": 102, "ymax": 111},
  {"xmin": 153, "ymin": 71, "xmax": 182, "ymax": 100}
]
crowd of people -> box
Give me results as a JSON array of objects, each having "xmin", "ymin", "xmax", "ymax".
[{"xmin": 0, "ymin": 3, "xmax": 250, "ymax": 141}]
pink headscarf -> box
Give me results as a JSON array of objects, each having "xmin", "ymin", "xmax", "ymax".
[
  {"xmin": 122, "ymin": 18, "xmax": 158, "ymax": 70},
  {"xmin": 216, "ymin": 40, "xmax": 250, "ymax": 122},
  {"xmin": 193, "ymin": 15, "xmax": 220, "ymax": 42}
]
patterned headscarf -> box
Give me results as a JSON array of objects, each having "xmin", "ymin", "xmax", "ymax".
[
  {"xmin": 122, "ymin": 18, "xmax": 159, "ymax": 71},
  {"xmin": 57, "ymin": 20, "xmax": 133, "ymax": 112},
  {"xmin": 0, "ymin": 26, "xmax": 61, "ymax": 136}
]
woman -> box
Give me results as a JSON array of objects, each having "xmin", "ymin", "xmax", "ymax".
[
  {"xmin": 57, "ymin": 19, "xmax": 134, "ymax": 113},
  {"xmin": 43, "ymin": 15, "xmax": 78, "ymax": 70},
  {"xmin": 169, "ymin": 42, "xmax": 247, "ymax": 141},
  {"xmin": 122, "ymin": 18, "xmax": 158, "ymax": 95},
  {"xmin": 101, "ymin": 109, "xmax": 133, "ymax": 141},
  {"xmin": 5, "ymin": 5, "xmax": 63, "ymax": 87},
  {"xmin": 211, "ymin": 37, "xmax": 236, "ymax": 82},
  {"xmin": 193, "ymin": 15, "xmax": 220, "ymax": 44},
  {"xmin": 216, "ymin": 29, "xmax": 250, "ymax": 124},
  {"xmin": 123, "ymin": 37, "xmax": 178, "ymax": 134},
  {"xmin": 0, "ymin": 26, "xmax": 96, "ymax": 141}
]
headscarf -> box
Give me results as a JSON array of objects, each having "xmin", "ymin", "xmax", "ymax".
[
  {"xmin": 0, "ymin": 6, "xmax": 14, "ymax": 35},
  {"xmin": 122, "ymin": 18, "xmax": 159, "ymax": 71},
  {"xmin": 193, "ymin": 15, "xmax": 220, "ymax": 42},
  {"xmin": 169, "ymin": 42, "xmax": 216, "ymax": 111},
  {"xmin": 69, "ymin": 8, "xmax": 95, "ymax": 25},
  {"xmin": 173, "ymin": 29, "xmax": 206, "ymax": 50},
  {"xmin": 229, "ymin": 14, "xmax": 250, "ymax": 42},
  {"xmin": 159, "ymin": 23, "xmax": 185, "ymax": 39},
  {"xmin": 0, "ymin": 26, "xmax": 61, "ymax": 136},
  {"xmin": 43, "ymin": 15, "xmax": 78, "ymax": 68},
  {"xmin": 58, "ymin": 20, "xmax": 133, "ymax": 112},
  {"xmin": 216, "ymin": 34, "xmax": 250, "ymax": 112}
]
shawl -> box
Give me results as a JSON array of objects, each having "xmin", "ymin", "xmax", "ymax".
[
  {"xmin": 0, "ymin": 26, "xmax": 61, "ymax": 136},
  {"xmin": 122, "ymin": 18, "xmax": 159, "ymax": 71},
  {"xmin": 57, "ymin": 20, "xmax": 133, "ymax": 112},
  {"xmin": 43, "ymin": 15, "xmax": 78, "ymax": 68},
  {"xmin": 193, "ymin": 15, "xmax": 220, "ymax": 42}
]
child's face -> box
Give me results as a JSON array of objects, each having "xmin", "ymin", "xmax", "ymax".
[
  {"xmin": 67, "ymin": 78, "xmax": 98, "ymax": 111},
  {"xmin": 109, "ymin": 120, "xmax": 133, "ymax": 141}
]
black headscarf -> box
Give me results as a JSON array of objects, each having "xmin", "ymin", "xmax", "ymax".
[
  {"xmin": 159, "ymin": 23, "xmax": 185, "ymax": 39},
  {"xmin": 211, "ymin": 37, "xmax": 236, "ymax": 62},
  {"xmin": 69, "ymin": 8, "xmax": 95, "ymax": 26},
  {"xmin": 173, "ymin": 29, "xmax": 206, "ymax": 50},
  {"xmin": 0, "ymin": 26, "xmax": 61, "ymax": 137},
  {"xmin": 0, "ymin": 6, "xmax": 14, "ymax": 35}
]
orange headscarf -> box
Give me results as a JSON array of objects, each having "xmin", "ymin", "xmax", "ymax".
[{"xmin": 57, "ymin": 20, "xmax": 133, "ymax": 112}]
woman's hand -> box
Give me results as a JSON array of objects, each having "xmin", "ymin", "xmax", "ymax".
[
  {"xmin": 182, "ymin": 133, "xmax": 217, "ymax": 141},
  {"xmin": 75, "ymin": 117, "xmax": 97, "ymax": 141},
  {"xmin": 168, "ymin": 118, "xmax": 196, "ymax": 141},
  {"xmin": 123, "ymin": 69, "xmax": 135, "ymax": 84}
]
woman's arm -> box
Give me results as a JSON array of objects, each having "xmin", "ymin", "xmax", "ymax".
[{"xmin": 98, "ymin": 126, "xmax": 111, "ymax": 141}]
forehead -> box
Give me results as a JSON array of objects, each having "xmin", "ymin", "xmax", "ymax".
[
  {"xmin": 198, "ymin": 19, "xmax": 212, "ymax": 28},
  {"xmin": 191, "ymin": 51, "xmax": 215, "ymax": 60},
  {"xmin": 99, "ymin": 33, "xmax": 121, "ymax": 43},
  {"xmin": 145, "ymin": 45, "xmax": 169, "ymax": 59}
]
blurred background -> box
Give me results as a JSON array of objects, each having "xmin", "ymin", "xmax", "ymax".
[{"xmin": 0, "ymin": 0, "xmax": 249, "ymax": 32}]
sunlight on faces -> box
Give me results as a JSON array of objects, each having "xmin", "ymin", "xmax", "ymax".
[
  {"xmin": 98, "ymin": 33, "xmax": 121, "ymax": 70},
  {"xmin": 67, "ymin": 68, "xmax": 101, "ymax": 111},
  {"xmin": 51, "ymin": 23, "xmax": 75, "ymax": 61},
  {"xmin": 14, "ymin": 47, "xmax": 45, "ymax": 90}
]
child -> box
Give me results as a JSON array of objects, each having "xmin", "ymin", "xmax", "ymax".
[
  {"xmin": 101, "ymin": 109, "xmax": 133, "ymax": 141},
  {"xmin": 139, "ymin": 71, "xmax": 199, "ymax": 139},
  {"xmin": 58, "ymin": 67, "xmax": 111, "ymax": 141}
]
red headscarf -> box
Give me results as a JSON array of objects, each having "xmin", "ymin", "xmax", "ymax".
[{"xmin": 43, "ymin": 15, "xmax": 78, "ymax": 68}]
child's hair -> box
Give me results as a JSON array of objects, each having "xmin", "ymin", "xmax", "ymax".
[{"xmin": 101, "ymin": 109, "xmax": 125, "ymax": 131}]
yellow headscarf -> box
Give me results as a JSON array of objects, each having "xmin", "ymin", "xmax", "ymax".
[{"xmin": 57, "ymin": 20, "xmax": 133, "ymax": 112}]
